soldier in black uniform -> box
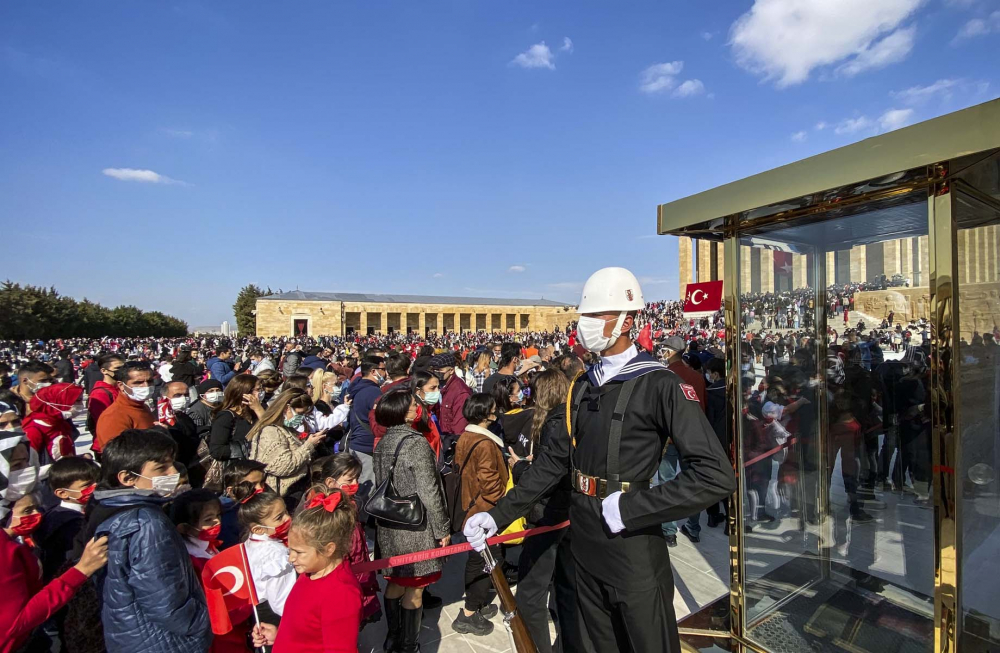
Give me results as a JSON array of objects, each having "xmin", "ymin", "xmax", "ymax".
[{"xmin": 465, "ymin": 267, "xmax": 736, "ymax": 652}]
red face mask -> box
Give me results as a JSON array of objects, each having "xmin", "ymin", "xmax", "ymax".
[
  {"xmin": 197, "ymin": 524, "xmax": 222, "ymax": 542},
  {"xmin": 75, "ymin": 483, "xmax": 97, "ymax": 505},
  {"xmin": 269, "ymin": 518, "xmax": 291, "ymax": 543},
  {"xmin": 340, "ymin": 483, "xmax": 359, "ymax": 496},
  {"xmin": 12, "ymin": 512, "xmax": 43, "ymax": 537}
]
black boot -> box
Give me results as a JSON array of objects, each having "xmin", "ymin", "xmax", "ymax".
[
  {"xmin": 399, "ymin": 605, "xmax": 423, "ymax": 652},
  {"xmin": 382, "ymin": 597, "xmax": 402, "ymax": 653}
]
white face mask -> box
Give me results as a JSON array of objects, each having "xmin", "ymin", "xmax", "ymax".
[
  {"xmin": 577, "ymin": 314, "xmax": 625, "ymax": 354},
  {"xmin": 203, "ymin": 391, "xmax": 223, "ymax": 404},
  {"xmin": 28, "ymin": 380, "xmax": 52, "ymax": 393},
  {"xmin": 170, "ymin": 396, "xmax": 190, "ymax": 411},
  {"xmin": 137, "ymin": 472, "xmax": 181, "ymax": 497},
  {"xmin": 125, "ymin": 385, "xmax": 153, "ymax": 403},
  {"xmin": 6, "ymin": 466, "xmax": 39, "ymax": 498}
]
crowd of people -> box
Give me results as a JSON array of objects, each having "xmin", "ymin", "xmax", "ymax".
[{"xmin": 1, "ymin": 279, "xmax": 996, "ymax": 653}]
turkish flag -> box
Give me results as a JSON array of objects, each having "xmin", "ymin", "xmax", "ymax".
[
  {"xmin": 682, "ymin": 280, "xmax": 723, "ymax": 314},
  {"xmin": 637, "ymin": 324, "xmax": 653, "ymax": 352},
  {"xmin": 201, "ymin": 544, "xmax": 259, "ymax": 635},
  {"xmin": 773, "ymin": 251, "xmax": 793, "ymax": 278}
]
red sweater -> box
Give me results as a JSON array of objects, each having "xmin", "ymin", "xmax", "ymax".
[
  {"xmin": 0, "ymin": 531, "xmax": 87, "ymax": 653},
  {"xmin": 273, "ymin": 561, "xmax": 361, "ymax": 653}
]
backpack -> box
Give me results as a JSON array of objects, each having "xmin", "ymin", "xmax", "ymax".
[
  {"xmin": 282, "ymin": 351, "xmax": 303, "ymax": 377},
  {"xmin": 441, "ymin": 438, "xmax": 488, "ymax": 534}
]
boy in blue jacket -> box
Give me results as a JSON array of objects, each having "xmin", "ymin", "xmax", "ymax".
[
  {"xmin": 205, "ymin": 346, "xmax": 236, "ymax": 387},
  {"xmin": 84, "ymin": 428, "xmax": 212, "ymax": 653}
]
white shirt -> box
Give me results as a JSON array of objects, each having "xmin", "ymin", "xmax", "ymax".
[
  {"xmin": 246, "ymin": 534, "xmax": 297, "ymax": 616},
  {"xmin": 591, "ymin": 348, "xmax": 636, "ymax": 387},
  {"xmin": 59, "ymin": 500, "xmax": 85, "ymax": 514}
]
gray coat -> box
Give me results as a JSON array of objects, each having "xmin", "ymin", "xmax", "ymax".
[{"xmin": 373, "ymin": 424, "xmax": 450, "ymax": 578}]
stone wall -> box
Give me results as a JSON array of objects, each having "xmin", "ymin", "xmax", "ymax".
[
  {"xmin": 855, "ymin": 281, "xmax": 1000, "ymax": 341},
  {"xmin": 255, "ymin": 299, "xmax": 572, "ymax": 337}
]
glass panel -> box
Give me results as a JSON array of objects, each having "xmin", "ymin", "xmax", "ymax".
[
  {"xmin": 737, "ymin": 196, "xmax": 934, "ymax": 652},
  {"xmin": 954, "ymin": 152, "xmax": 1000, "ymax": 652}
]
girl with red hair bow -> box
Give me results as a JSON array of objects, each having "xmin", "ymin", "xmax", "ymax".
[{"xmin": 253, "ymin": 488, "xmax": 361, "ymax": 653}]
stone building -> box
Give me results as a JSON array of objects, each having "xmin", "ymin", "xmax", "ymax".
[{"xmin": 254, "ymin": 291, "xmax": 574, "ymax": 338}]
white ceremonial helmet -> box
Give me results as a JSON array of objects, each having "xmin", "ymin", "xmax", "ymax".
[{"xmin": 577, "ymin": 267, "xmax": 645, "ymax": 315}]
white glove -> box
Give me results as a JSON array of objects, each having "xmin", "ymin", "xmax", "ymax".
[
  {"xmin": 602, "ymin": 491, "xmax": 626, "ymax": 534},
  {"xmin": 463, "ymin": 512, "xmax": 498, "ymax": 552}
]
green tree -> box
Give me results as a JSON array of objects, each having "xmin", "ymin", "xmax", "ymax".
[
  {"xmin": 233, "ymin": 284, "xmax": 270, "ymax": 336},
  {"xmin": 0, "ymin": 280, "xmax": 189, "ymax": 339}
]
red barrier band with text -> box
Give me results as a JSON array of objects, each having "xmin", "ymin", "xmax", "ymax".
[
  {"xmin": 352, "ymin": 520, "xmax": 570, "ymax": 575},
  {"xmin": 742, "ymin": 437, "xmax": 798, "ymax": 468}
]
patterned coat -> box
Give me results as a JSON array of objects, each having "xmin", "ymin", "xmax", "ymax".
[
  {"xmin": 249, "ymin": 425, "xmax": 318, "ymax": 497},
  {"xmin": 373, "ymin": 425, "xmax": 450, "ymax": 578}
]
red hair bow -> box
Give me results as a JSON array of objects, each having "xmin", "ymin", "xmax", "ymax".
[
  {"xmin": 239, "ymin": 487, "xmax": 264, "ymax": 504},
  {"xmin": 306, "ymin": 491, "xmax": 342, "ymax": 512}
]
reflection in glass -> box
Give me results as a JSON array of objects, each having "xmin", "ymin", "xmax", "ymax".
[
  {"xmin": 955, "ymin": 152, "xmax": 1000, "ymax": 652},
  {"xmin": 737, "ymin": 200, "xmax": 934, "ymax": 652}
]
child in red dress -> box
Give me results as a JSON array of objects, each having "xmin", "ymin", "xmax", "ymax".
[
  {"xmin": 253, "ymin": 488, "xmax": 361, "ymax": 653},
  {"xmin": 318, "ymin": 453, "xmax": 381, "ymax": 625},
  {"xmin": 170, "ymin": 489, "xmax": 251, "ymax": 653}
]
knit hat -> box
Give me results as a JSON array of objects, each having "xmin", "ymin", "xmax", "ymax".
[{"xmin": 197, "ymin": 379, "xmax": 224, "ymax": 395}]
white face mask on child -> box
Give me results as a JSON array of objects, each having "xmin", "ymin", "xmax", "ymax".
[{"xmin": 136, "ymin": 472, "xmax": 181, "ymax": 497}]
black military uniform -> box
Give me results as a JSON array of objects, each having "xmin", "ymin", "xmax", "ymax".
[{"xmin": 489, "ymin": 349, "xmax": 736, "ymax": 652}]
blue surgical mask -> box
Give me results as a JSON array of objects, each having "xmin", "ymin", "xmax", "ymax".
[
  {"xmin": 422, "ymin": 390, "xmax": 441, "ymax": 405},
  {"xmin": 515, "ymin": 390, "xmax": 524, "ymax": 404}
]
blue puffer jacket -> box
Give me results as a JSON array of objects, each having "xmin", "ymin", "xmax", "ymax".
[
  {"xmin": 94, "ymin": 491, "xmax": 213, "ymax": 653},
  {"xmin": 206, "ymin": 356, "xmax": 235, "ymax": 386}
]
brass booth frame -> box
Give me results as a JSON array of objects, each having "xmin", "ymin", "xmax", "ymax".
[{"xmin": 657, "ymin": 99, "xmax": 1000, "ymax": 653}]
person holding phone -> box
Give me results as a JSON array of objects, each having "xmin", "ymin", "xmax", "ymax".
[{"xmin": 248, "ymin": 388, "xmax": 327, "ymax": 501}]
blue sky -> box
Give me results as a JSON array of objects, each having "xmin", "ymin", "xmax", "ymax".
[{"xmin": 2, "ymin": 1, "xmax": 997, "ymax": 327}]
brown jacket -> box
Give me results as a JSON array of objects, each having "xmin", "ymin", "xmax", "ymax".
[
  {"xmin": 454, "ymin": 425, "xmax": 508, "ymax": 528},
  {"xmin": 95, "ymin": 390, "xmax": 155, "ymax": 451}
]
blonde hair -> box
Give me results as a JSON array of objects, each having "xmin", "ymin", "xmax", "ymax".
[
  {"xmin": 529, "ymin": 369, "xmax": 570, "ymax": 445},
  {"xmin": 311, "ymin": 371, "xmax": 339, "ymax": 404},
  {"xmin": 292, "ymin": 485, "xmax": 355, "ymax": 557}
]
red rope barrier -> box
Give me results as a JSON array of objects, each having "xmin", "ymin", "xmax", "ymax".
[{"xmin": 352, "ymin": 520, "xmax": 570, "ymax": 575}]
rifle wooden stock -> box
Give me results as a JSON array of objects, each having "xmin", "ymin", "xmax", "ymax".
[{"xmin": 488, "ymin": 564, "xmax": 537, "ymax": 653}]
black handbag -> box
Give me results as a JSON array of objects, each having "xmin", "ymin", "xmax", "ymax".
[{"xmin": 364, "ymin": 434, "xmax": 426, "ymax": 530}]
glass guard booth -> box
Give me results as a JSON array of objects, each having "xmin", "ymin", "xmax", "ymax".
[{"xmin": 657, "ymin": 99, "xmax": 1000, "ymax": 653}]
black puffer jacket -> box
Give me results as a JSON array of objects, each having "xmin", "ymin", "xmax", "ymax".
[{"xmin": 509, "ymin": 407, "xmax": 571, "ymax": 527}]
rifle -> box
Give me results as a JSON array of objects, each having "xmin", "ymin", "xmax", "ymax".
[{"xmin": 482, "ymin": 546, "xmax": 537, "ymax": 653}]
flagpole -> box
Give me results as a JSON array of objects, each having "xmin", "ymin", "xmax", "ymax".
[{"xmin": 239, "ymin": 543, "xmax": 262, "ymax": 629}]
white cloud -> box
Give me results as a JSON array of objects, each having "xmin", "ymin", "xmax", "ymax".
[
  {"xmin": 161, "ymin": 128, "xmax": 194, "ymax": 138},
  {"xmin": 639, "ymin": 61, "xmax": 684, "ymax": 94},
  {"xmin": 511, "ymin": 42, "xmax": 556, "ymax": 70},
  {"xmin": 672, "ymin": 79, "xmax": 706, "ymax": 98},
  {"xmin": 560, "ymin": 37, "xmax": 573, "ymax": 53},
  {"xmin": 730, "ymin": 0, "xmax": 924, "ymax": 87},
  {"xmin": 878, "ymin": 107, "xmax": 915, "ymax": 131},
  {"xmin": 102, "ymin": 168, "xmax": 183, "ymax": 184},
  {"xmin": 836, "ymin": 26, "xmax": 916, "ymax": 77},
  {"xmin": 791, "ymin": 130, "xmax": 807, "ymax": 142},
  {"xmin": 953, "ymin": 11, "xmax": 1000, "ymax": 43},
  {"xmin": 508, "ymin": 265, "xmax": 527, "ymax": 273},
  {"xmin": 834, "ymin": 116, "xmax": 874, "ymax": 135},
  {"xmin": 432, "ymin": 273, "xmax": 445, "ymax": 279},
  {"xmin": 701, "ymin": 31, "xmax": 714, "ymax": 41},
  {"xmin": 815, "ymin": 121, "xmax": 828, "ymax": 130},
  {"xmin": 891, "ymin": 78, "xmax": 960, "ymax": 104}
]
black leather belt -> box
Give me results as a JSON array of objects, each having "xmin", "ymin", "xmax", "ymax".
[{"xmin": 572, "ymin": 470, "xmax": 649, "ymax": 499}]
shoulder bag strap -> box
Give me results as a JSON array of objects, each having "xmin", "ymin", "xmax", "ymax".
[
  {"xmin": 606, "ymin": 377, "xmax": 639, "ymax": 484},
  {"xmin": 386, "ymin": 433, "xmax": 417, "ymax": 479}
]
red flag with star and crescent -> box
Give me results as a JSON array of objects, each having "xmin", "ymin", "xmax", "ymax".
[
  {"xmin": 682, "ymin": 280, "xmax": 723, "ymax": 315},
  {"xmin": 201, "ymin": 543, "xmax": 258, "ymax": 635}
]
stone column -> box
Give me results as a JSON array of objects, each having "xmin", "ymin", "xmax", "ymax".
[
  {"xmin": 716, "ymin": 242, "xmax": 725, "ymax": 282},
  {"xmin": 359, "ymin": 312, "xmax": 368, "ymax": 334},
  {"xmin": 741, "ymin": 245, "xmax": 752, "ymax": 293},
  {"xmin": 697, "ymin": 239, "xmax": 712, "ymax": 282},
  {"xmin": 918, "ymin": 235, "xmax": 929, "ymax": 287},
  {"xmin": 679, "ymin": 236, "xmax": 694, "ymax": 299},
  {"xmin": 792, "ymin": 254, "xmax": 807, "ymax": 290},
  {"xmin": 761, "ymin": 252, "xmax": 774, "ymax": 293},
  {"xmin": 884, "ymin": 239, "xmax": 901, "ymax": 276},
  {"xmin": 826, "ymin": 251, "xmax": 836, "ymax": 286},
  {"xmin": 418, "ymin": 312, "xmax": 425, "ymax": 335},
  {"xmin": 850, "ymin": 245, "xmax": 867, "ymax": 283}
]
